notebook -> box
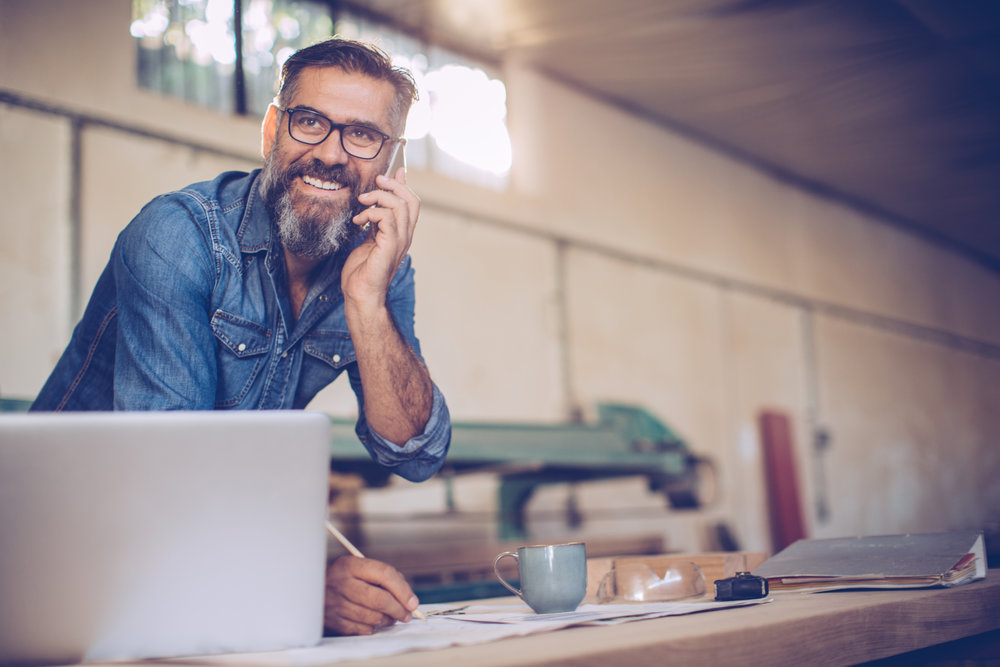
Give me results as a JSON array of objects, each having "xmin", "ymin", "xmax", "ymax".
[
  {"xmin": 752, "ymin": 530, "xmax": 987, "ymax": 591},
  {"xmin": 0, "ymin": 410, "xmax": 333, "ymax": 665}
]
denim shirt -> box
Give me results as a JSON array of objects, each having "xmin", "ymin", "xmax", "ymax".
[{"xmin": 32, "ymin": 169, "xmax": 450, "ymax": 482}]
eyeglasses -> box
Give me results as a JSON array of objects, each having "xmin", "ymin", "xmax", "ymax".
[{"xmin": 274, "ymin": 105, "xmax": 394, "ymax": 160}]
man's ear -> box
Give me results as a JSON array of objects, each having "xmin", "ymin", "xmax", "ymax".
[{"xmin": 261, "ymin": 104, "xmax": 279, "ymax": 158}]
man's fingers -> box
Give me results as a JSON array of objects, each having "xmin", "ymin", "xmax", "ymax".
[
  {"xmin": 353, "ymin": 205, "xmax": 397, "ymax": 236},
  {"xmin": 324, "ymin": 556, "xmax": 419, "ymax": 635},
  {"xmin": 357, "ymin": 176, "xmax": 419, "ymax": 236},
  {"xmin": 339, "ymin": 557, "xmax": 418, "ymax": 613},
  {"xmin": 324, "ymin": 591, "xmax": 398, "ymax": 635},
  {"xmin": 378, "ymin": 172, "xmax": 420, "ymax": 229},
  {"xmin": 339, "ymin": 575, "xmax": 411, "ymax": 620}
]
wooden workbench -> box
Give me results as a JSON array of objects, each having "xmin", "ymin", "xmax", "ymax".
[
  {"xmin": 333, "ymin": 572, "xmax": 1000, "ymax": 667},
  {"xmin": 75, "ymin": 571, "xmax": 999, "ymax": 667}
]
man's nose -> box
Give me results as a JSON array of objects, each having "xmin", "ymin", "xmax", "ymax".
[{"xmin": 311, "ymin": 128, "xmax": 350, "ymax": 164}]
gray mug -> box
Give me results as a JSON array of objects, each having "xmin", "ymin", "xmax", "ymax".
[{"xmin": 493, "ymin": 542, "xmax": 587, "ymax": 614}]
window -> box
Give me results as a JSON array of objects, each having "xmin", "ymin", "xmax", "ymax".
[
  {"xmin": 130, "ymin": 1, "xmax": 512, "ymax": 188},
  {"xmin": 131, "ymin": 0, "xmax": 332, "ymax": 115}
]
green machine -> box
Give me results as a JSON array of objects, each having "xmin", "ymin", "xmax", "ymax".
[
  {"xmin": 0, "ymin": 398, "xmax": 33, "ymax": 412},
  {"xmin": 328, "ymin": 402, "xmax": 711, "ymax": 540}
]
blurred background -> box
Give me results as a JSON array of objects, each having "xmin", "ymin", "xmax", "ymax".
[{"xmin": 2, "ymin": 0, "xmax": 998, "ymax": 594}]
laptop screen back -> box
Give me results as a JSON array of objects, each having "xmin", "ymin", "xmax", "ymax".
[{"xmin": 0, "ymin": 410, "xmax": 332, "ymax": 665}]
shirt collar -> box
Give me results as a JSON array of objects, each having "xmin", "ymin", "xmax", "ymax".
[{"xmin": 236, "ymin": 170, "xmax": 275, "ymax": 256}]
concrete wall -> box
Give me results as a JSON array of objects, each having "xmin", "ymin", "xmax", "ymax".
[{"xmin": 2, "ymin": 0, "xmax": 998, "ymax": 555}]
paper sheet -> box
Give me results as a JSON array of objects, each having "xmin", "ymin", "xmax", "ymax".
[
  {"xmin": 448, "ymin": 599, "xmax": 769, "ymax": 625},
  {"xmin": 164, "ymin": 598, "xmax": 769, "ymax": 665}
]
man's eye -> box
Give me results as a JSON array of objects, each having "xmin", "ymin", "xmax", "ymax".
[
  {"xmin": 293, "ymin": 113, "xmax": 326, "ymax": 132},
  {"xmin": 348, "ymin": 126, "xmax": 379, "ymax": 144}
]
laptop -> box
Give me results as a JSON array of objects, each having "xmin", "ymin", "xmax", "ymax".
[{"xmin": 0, "ymin": 410, "xmax": 332, "ymax": 665}]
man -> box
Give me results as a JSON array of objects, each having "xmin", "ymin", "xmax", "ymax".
[{"xmin": 32, "ymin": 38, "xmax": 450, "ymax": 635}]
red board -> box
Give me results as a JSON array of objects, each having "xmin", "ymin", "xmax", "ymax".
[{"xmin": 759, "ymin": 411, "xmax": 806, "ymax": 552}]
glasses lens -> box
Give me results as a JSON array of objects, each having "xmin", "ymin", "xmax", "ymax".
[
  {"xmin": 289, "ymin": 109, "xmax": 331, "ymax": 144},
  {"xmin": 341, "ymin": 125, "xmax": 384, "ymax": 159}
]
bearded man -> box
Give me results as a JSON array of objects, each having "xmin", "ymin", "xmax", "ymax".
[{"xmin": 31, "ymin": 38, "xmax": 451, "ymax": 635}]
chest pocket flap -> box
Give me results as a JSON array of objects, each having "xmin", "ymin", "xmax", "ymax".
[
  {"xmin": 211, "ymin": 310, "xmax": 270, "ymax": 357},
  {"xmin": 303, "ymin": 330, "xmax": 356, "ymax": 369}
]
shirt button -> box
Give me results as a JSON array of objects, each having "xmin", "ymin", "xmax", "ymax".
[
  {"xmin": 319, "ymin": 294, "xmax": 328, "ymax": 302},
  {"xmin": 332, "ymin": 354, "xmax": 341, "ymax": 363},
  {"xmin": 281, "ymin": 351, "xmax": 288, "ymax": 359},
  {"xmin": 237, "ymin": 343, "xmax": 246, "ymax": 352}
]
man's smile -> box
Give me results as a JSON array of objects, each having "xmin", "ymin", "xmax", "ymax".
[{"xmin": 301, "ymin": 174, "xmax": 345, "ymax": 191}]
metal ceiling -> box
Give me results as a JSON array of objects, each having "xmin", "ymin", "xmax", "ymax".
[{"xmin": 346, "ymin": 0, "xmax": 1000, "ymax": 273}]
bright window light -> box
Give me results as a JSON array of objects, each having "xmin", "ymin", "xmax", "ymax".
[{"xmin": 423, "ymin": 65, "xmax": 512, "ymax": 175}]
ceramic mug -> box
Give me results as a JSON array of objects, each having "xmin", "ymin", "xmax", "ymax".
[{"xmin": 493, "ymin": 542, "xmax": 587, "ymax": 614}]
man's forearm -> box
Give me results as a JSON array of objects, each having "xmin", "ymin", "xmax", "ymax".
[{"xmin": 346, "ymin": 303, "xmax": 432, "ymax": 445}]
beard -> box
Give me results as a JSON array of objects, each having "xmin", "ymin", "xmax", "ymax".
[{"xmin": 259, "ymin": 151, "xmax": 369, "ymax": 261}]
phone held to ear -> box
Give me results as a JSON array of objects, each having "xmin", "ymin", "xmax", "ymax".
[
  {"xmin": 364, "ymin": 140, "xmax": 406, "ymax": 238},
  {"xmin": 383, "ymin": 140, "xmax": 406, "ymax": 178}
]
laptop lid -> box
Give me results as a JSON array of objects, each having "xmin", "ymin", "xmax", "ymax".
[{"xmin": 0, "ymin": 410, "xmax": 332, "ymax": 665}]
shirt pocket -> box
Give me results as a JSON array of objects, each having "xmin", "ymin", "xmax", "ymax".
[
  {"xmin": 297, "ymin": 330, "xmax": 356, "ymax": 404},
  {"xmin": 211, "ymin": 310, "xmax": 271, "ymax": 407}
]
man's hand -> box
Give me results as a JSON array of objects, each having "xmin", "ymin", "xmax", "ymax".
[
  {"xmin": 342, "ymin": 169, "xmax": 420, "ymax": 311},
  {"xmin": 324, "ymin": 555, "xmax": 421, "ymax": 636}
]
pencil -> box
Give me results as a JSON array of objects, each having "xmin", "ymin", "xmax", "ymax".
[{"xmin": 325, "ymin": 520, "xmax": 426, "ymax": 620}]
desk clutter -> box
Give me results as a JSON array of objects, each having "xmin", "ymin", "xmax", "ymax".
[{"xmin": 299, "ymin": 538, "xmax": 992, "ymax": 665}]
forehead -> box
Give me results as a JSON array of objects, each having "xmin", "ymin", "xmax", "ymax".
[{"xmin": 289, "ymin": 66, "xmax": 397, "ymax": 131}]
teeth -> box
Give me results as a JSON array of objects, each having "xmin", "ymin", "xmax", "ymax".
[{"xmin": 302, "ymin": 175, "xmax": 343, "ymax": 191}]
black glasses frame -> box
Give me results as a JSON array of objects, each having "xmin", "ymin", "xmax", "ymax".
[{"xmin": 274, "ymin": 104, "xmax": 395, "ymax": 160}]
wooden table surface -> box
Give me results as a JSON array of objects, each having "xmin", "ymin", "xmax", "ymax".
[
  {"xmin": 79, "ymin": 571, "xmax": 999, "ymax": 667},
  {"xmin": 330, "ymin": 572, "xmax": 1000, "ymax": 667}
]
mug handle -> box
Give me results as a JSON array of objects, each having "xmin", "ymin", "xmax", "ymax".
[{"xmin": 493, "ymin": 551, "xmax": 524, "ymax": 601}]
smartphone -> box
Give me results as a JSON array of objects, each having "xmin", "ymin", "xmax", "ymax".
[
  {"xmin": 382, "ymin": 139, "xmax": 406, "ymax": 179},
  {"xmin": 365, "ymin": 140, "xmax": 407, "ymax": 239}
]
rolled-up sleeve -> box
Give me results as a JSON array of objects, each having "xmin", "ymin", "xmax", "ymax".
[{"xmin": 355, "ymin": 383, "xmax": 451, "ymax": 482}]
